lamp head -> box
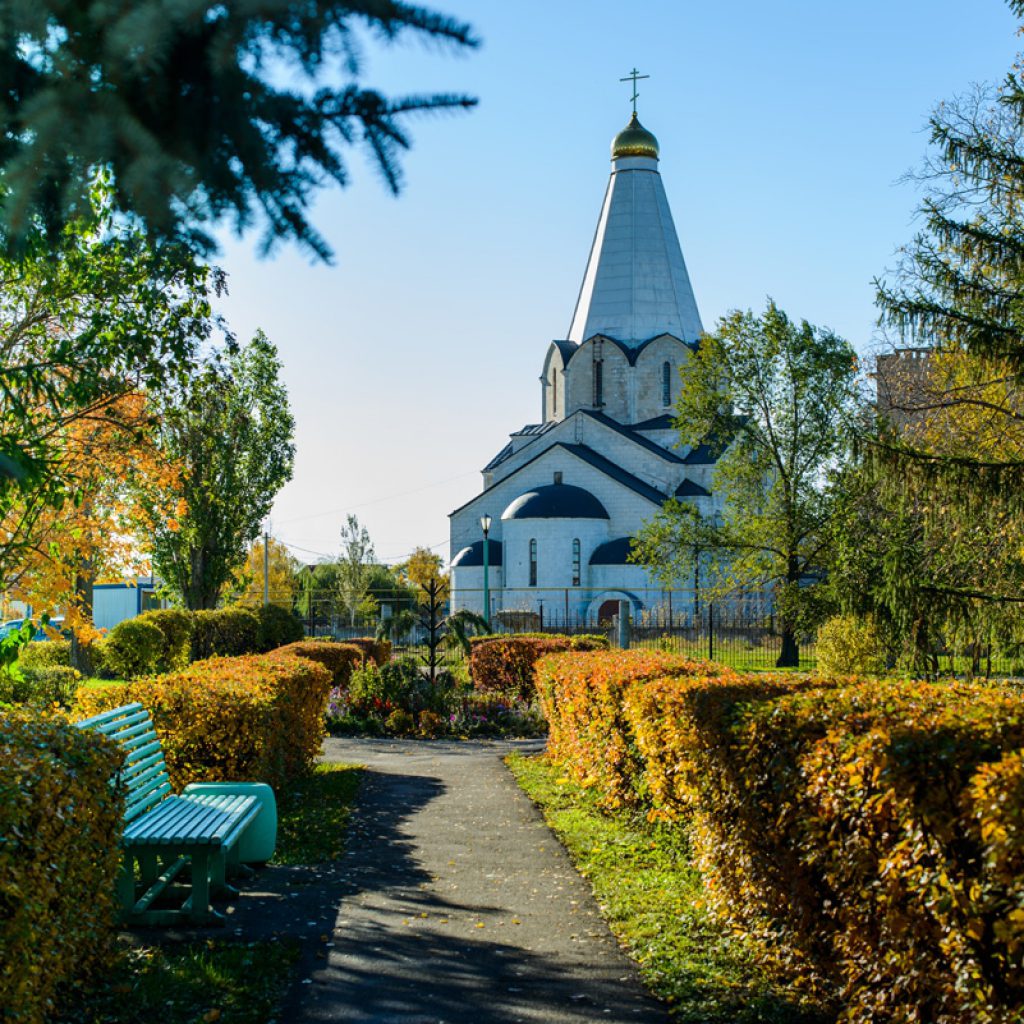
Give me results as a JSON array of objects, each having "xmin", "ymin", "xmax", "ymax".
[{"xmin": 480, "ymin": 514, "xmax": 492, "ymax": 534}]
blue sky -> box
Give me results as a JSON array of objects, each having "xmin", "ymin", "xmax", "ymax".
[{"xmin": 210, "ymin": 1, "xmax": 1021, "ymax": 567}]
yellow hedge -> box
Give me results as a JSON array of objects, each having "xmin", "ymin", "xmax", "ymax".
[
  {"xmin": 535, "ymin": 650, "xmax": 1024, "ymax": 1022},
  {"xmin": 272, "ymin": 640, "xmax": 364, "ymax": 688},
  {"xmin": 0, "ymin": 710, "xmax": 124, "ymax": 1023},
  {"xmin": 75, "ymin": 652, "xmax": 331, "ymax": 791}
]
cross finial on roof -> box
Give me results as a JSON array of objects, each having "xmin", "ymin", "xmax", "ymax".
[{"xmin": 619, "ymin": 68, "xmax": 649, "ymax": 115}]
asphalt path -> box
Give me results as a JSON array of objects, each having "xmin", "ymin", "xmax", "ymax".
[{"xmin": 276, "ymin": 737, "xmax": 670, "ymax": 1024}]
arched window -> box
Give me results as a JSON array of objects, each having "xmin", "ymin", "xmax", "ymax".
[
  {"xmin": 662, "ymin": 361, "xmax": 672, "ymax": 406},
  {"xmin": 572, "ymin": 539, "xmax": 581, "ymax": 587},
  {"xmin": 594, "ymin": 359, "xmax": 604, "ymax": 407},
  {"xmin": 529, "ymin": 539, "xmax": 538, "ymax": 587}
]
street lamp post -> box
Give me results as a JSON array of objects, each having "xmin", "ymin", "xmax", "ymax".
[{"xmin": 480, "ymin": 514, "xmax": 492, "ymax": 629}]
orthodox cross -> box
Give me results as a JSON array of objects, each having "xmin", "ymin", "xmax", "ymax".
[{"xmin": 619, "ymin": 68, "xmax": 649, "ymax": 115}]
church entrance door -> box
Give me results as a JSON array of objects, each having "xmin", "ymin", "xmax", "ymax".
[{"xmin": 597, "ymin": 599, "xmax": 620, "ymax": 625}]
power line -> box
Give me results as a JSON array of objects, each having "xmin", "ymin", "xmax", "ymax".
[{"xmin": 274, "ymin": 471, "xmax": 478, "ymax": 527}]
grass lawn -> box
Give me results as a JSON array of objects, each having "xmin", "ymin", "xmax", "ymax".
[
  {"xmin": 63, "ymin": 940, "xmax": 300, "ymax": 1024},
  {"xmin": 507, "ymin": 753, "xmax": 831, "ymax": 1024},
  {"xmin": 272, "ymin": 762, "xmax": 363, "ymax": 865},
  {"xmin": 65, "ymin": 762, "xmax": 363, "ymax": 1023}
]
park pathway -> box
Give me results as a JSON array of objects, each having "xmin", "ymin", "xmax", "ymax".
[{"xmin": 280, "ymin": 737, "xmax": 670, "ymax": 1024}]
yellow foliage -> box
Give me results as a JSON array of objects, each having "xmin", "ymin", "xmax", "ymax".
[
  {"xmin": 74, "ymin": 652, "xmax": 331, "ymax": 790},
  {"xmin": 0, "ymin": 710, "xmax": 124, "ymax": 1023}
]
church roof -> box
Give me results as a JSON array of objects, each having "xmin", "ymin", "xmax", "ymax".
[
  {"xmin": 566, "ymin": 116, "xmax": 703, "ymax": 347},
  {"xmin": 502, "ymin": 483, "xmax": 609, "ymax": 521},
  {"xmin": 450, "ymin": 539, "xmax": 503, "ymax": 568},
  {"xmin": 558, "ymin": 443, "xmax": 668, "ymax": 504},
  {"xmin": 632, "ymin": 413, "xmax": 675, "ymax": 431},
  {"xmin": 582, "ymin": 410, "xmax": 686, "ymax": 464},
  {"xmin": 589, "ymin": 536, "xmax": 636, "ymax": 565},
  {"xmin": 482, "ymin": 441, "xmax": 514, "ymax": 473}
]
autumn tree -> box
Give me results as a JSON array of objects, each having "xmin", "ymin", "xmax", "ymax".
[
  {"xmin": 633, "ymin": 302, "xmax": 860, "ymax": 667},
  {"xmin": 229, "ymin": 536, "xmax": 301, "ymax": 610},
  {"xmin": 398, "ymin": 547, "xmax": 449, "ymax": 604},
  {"xmin": 0, "ymin": 214, "xmax": 221, "ymax": 514},
  {"xmin": 0, "ymin": 2, "xmax": 476, "ymax": 260},
  {"xmin": 136, "ymin": 332, "xmax": 295, "ymax": 609}
]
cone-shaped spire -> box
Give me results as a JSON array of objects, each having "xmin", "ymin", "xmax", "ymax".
[{"xmin": 567, "ymin": 116, "xmax": 703, "ymax": 346}]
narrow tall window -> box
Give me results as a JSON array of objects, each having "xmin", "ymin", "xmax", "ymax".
[
  {"xmin": 572, "ymin": 538, "xmax": 581, "ymax": 587},
  {"xmin": 662, "ymin": 361, "xmax": 672, "ymax": 406},
  {"xmin": 594, "ymin": 360, "xmax": 604, "ymax": 407},
  {"xmin": 529, "ymin": 539, "xmax": 538, "ymax": 587}
]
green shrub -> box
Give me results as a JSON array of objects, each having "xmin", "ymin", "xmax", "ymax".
[
  {"xmin": 815, "ymin": 614, "xmax": 887, "ymax": 676},
  {"xmin": 75, "ymin": 652, "xmax": 331, "ymax": 791},
  {"xmin": 19, "ymin": 666, "xmax": 82, "ymax": 708},
  {"xmin": 101, "ymin": 617, "xmax": 165, "ymax": 679},
  {"xmin": 190, "ymin": 607, "xmax": 261, "ymax": 661},
  {"xmin": 348, "ymin": 657, "xmax": 444, "ymax": 719},
  {"xmin": 0, "ymin": 711, "xmax": 124, "ymax": 1023},
  {"xmin": 18, "ymin": 640, "xmax": 71, "ymax": 671},
  {"xmin": 138, "ymin": 608, "xmax": 195, "ymax": 671},
  {"xmin": 469, "ymin": 633, "xmax": 610, "ymax": 700},
  {"xmin": 385, "ymin": 708, "xmax": 415, "ymax": 734},
  {"xmin": 255, "ymin": 603, "xmax": 304, "ymax": 651}
]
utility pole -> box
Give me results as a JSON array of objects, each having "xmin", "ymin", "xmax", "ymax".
[{"xmin": 263, "ymin": 531, "xmax": 270, "ymax": 606}]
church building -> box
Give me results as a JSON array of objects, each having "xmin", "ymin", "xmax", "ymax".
[{"xmin": 449, "ymin": 109, "xmax": 722, "ymax": 625}]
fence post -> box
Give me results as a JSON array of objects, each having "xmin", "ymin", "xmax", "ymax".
[
  {"xmin": 617, "ymin": 600, "xmax": 631, "ymax": 649},
  {"xmin": 708, "ymin": 602, "xmax": 714, "ymax": 662}
]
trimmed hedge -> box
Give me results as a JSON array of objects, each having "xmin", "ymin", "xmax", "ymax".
[
  {"xmin": 0, "ymin": 711, "xmax": 124, "ymax": 1023},
  {"xmin": 141, "ymin": 608, "xmax": 195, "ymax": 671},
  {"xmin": 274, "ymin": 640, "xmax": 364, "ymax": 687},
  {"xmin": 535, "ymin": 651, "xmax": 1024, "ymax": 1022},
  {"xmin": 75, "ymin": 652, "xmax": 331, "ymax": 791},
  {"xmin": 190, "ymin": 607, "xmax": 261, "ymax": 661},
  {"xmin": 100, "ymin": 617, "xmax": 165, "ymax": 680},
  {"xmin": 255, "ymin": 604, "xmax": 304, "ymax": 651},
  {"xmin": 339, "ymin": 637, "xmax": 391, "ymax": 667},
  {"xmin": 18, "ymin": 640, "xmax": 71, "ymax": 671},
  {"xmin": 469, "ymin": 633, "xmax": 610, "ymax": 700}
]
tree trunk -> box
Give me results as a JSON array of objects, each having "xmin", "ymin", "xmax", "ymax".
[
  {"xmin": 775, "ymin": 554, "xmax": 801, "ymax": 668},
  {"xmin": 776, "ymin": 626, "xmax": 799, "ymax": 668}
]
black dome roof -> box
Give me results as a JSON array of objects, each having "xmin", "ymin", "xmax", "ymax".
[
  {"xmin": 450, "ymin": 539, "xmax": 503, "ymax": 568},
  {"xmin": 502, "ymin": 484, "xmax": 609, "ymax": 521},
  {"xmin": 589, "ymin": 537, "xmax": 635, "ymax": 565}
]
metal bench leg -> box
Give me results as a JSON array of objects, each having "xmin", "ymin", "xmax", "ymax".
[
  {"xmin": 188, "ymin": 850, "xmax": 213, "ymax": 925},
  {"xmin": 116, "ymin": 854, "xmax": 135, "ymax": 918}
]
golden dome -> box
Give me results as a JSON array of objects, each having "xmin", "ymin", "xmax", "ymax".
[{"xmin": 611, "ymin": 113, "xmax": 659, "ymax": 160}]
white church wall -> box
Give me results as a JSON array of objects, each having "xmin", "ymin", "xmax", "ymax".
[
  {"xmin": 449, "ymin": 565, "xmax": 503, "ymax": 619},
  {"xmin": 633, "ymin": 335, "xmax": 693, "ymax": 423}
]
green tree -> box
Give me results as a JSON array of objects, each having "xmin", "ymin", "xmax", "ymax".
[
  {"xmin": 633, "ymin": 301, "xmax": 860, "ymax": 667},
  {"xmin": 0, "ymin": 2, "xmax": 476, "ymax": 260},
  {"xmin": 138, "ymin": 331, "xmax": 295, "ymax": 609},
  {"xmin": 336, "ymin": 515, "xmax": 377, "ymax": 627}
]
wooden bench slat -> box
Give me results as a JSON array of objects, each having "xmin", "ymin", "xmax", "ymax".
[
  {"xmin": 75, "ymin": 703, "xmax": 146, "ymax": 731},
  {"xmin": 123, "ymin": 739, "xmax": 163, "ymax": 768},
  {"xmin": 125, "ymin": 781, "xmax": 173, "ymax": 824},
  {"xmin": 177, "ymin": 796, "xmax": 257, "ymax": 844},
  {"xmin": 122, "ymin": 749, "xmax": 165, "ymax": 781}
]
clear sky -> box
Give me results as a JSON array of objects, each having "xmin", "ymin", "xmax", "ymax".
[{"xmin": 209, "ymin": 0, "xmax": 1021, "ymax": 568}]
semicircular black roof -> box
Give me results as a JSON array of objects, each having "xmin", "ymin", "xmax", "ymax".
[
  {"xmin": 502, "ymin": 484, "xmax": 609, "ymax": 521},
  {"xmin": 450, "ymin": 539, "xmax": 503, "ymax": 568},
  {"xmin": 589, "ymin": 537, "xmax": 635, "ymax": 565}
]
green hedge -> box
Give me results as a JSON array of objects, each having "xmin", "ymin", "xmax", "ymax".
[{"xmin": 0, "ymin": 711, "xmax": 124, "ymax": 1022}]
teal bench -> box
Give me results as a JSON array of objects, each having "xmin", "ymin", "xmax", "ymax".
[{"xmin": 75, "ymin": 702, "xmax": 275, "ymax": 926}]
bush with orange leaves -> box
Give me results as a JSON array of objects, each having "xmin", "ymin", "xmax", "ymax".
[
  {"xmin": 535, "ymin": 649, "xmax": 1024, "ymax": 1023},
  {"xmin": 75, "ymin": 652, "xmax": 330, "ymax": 791}
]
